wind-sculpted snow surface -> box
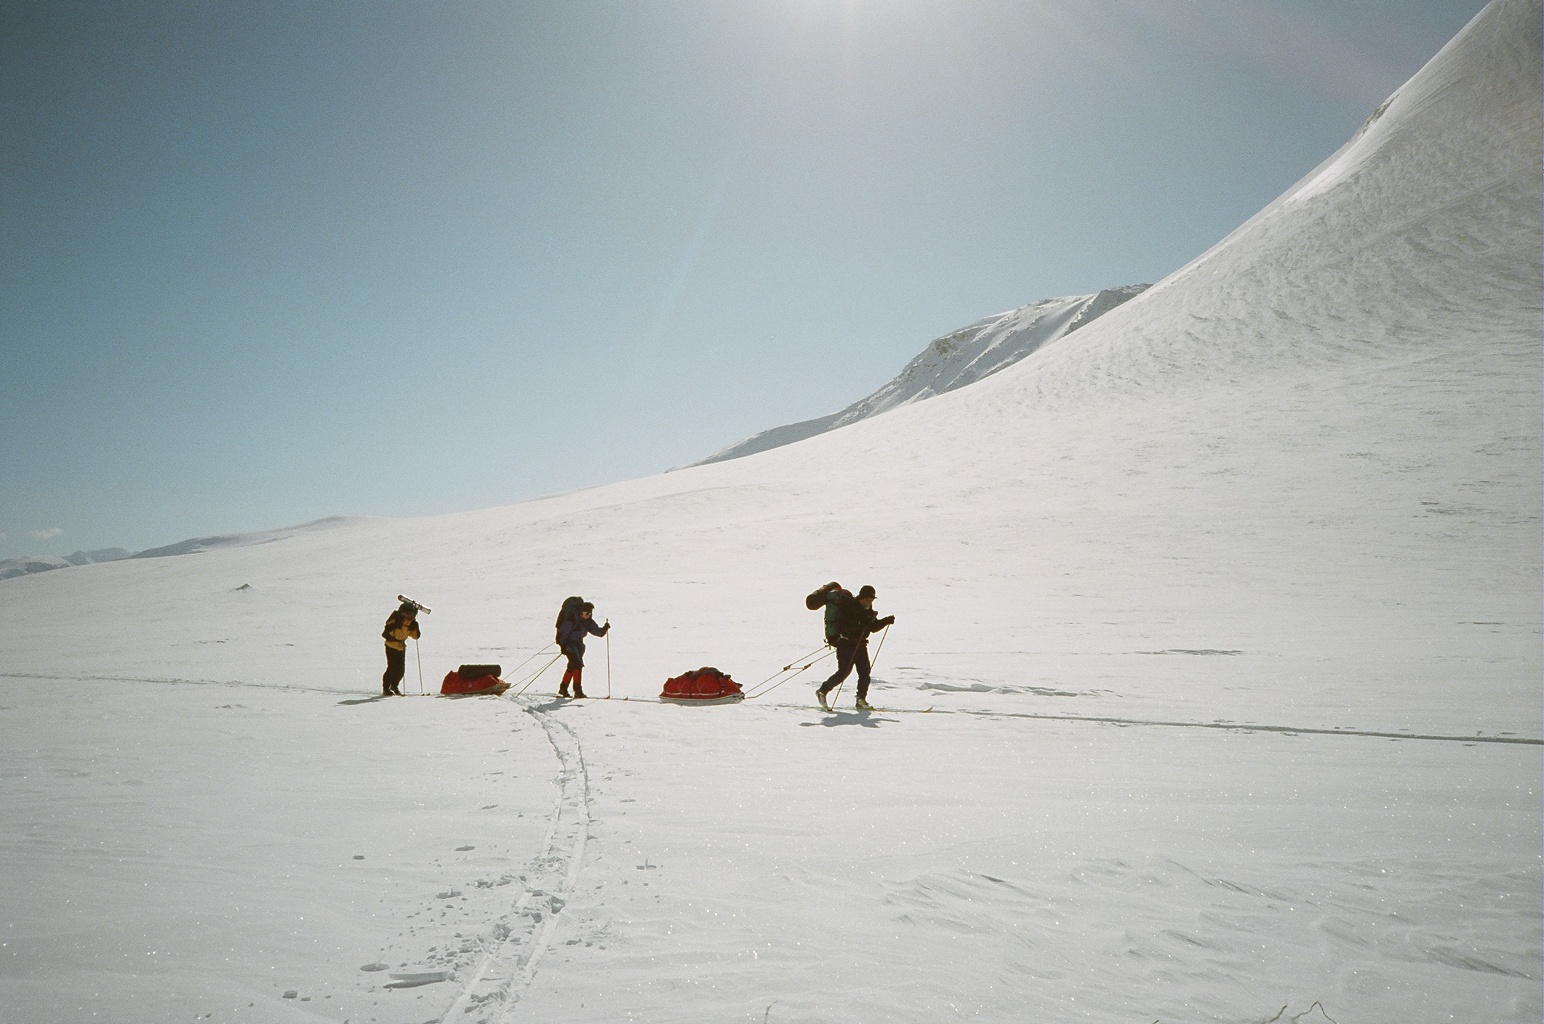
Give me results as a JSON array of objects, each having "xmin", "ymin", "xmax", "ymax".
[{"xmin": 0, "ymin": 3, "xmax": 1539, "ymax": 1022}]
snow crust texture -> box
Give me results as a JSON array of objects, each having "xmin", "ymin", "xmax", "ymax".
[{"xmin": 1, "ymin": 3, "xmax": 1540, "ymax": 1023}]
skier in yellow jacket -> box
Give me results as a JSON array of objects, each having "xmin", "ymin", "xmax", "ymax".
[{"xmin": 381, "ymin": 601, "xmax": 421, "ymax": 696}]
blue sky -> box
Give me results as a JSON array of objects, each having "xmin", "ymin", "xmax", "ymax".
[{"xmin": 0, "ymin": 0, "xmax": 1482, "ymax": 560}]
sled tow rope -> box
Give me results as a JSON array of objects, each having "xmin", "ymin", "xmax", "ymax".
[
  {"xmin": 509, "ymin": 652, "xmax": 563, "ymax": 697},
  {"xmin": 743, "ymin": 644, "xmax": 837, "ymax": 700}
]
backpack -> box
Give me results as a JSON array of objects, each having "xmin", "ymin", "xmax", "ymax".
[
  {"xmin": 555, "ymin": 595, "xmax": 585, "ymax": 642},
  {"xmin": 815, "ymin": 587, "xmax": 854, "ymax": 644}
]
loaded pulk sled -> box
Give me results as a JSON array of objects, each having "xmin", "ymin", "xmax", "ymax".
[
  {"xmin": 660, "ymin": 666, "xmax": 744, "ymax": 705},
  {"xmin": 441, "ymin": 664, "xmax": 509, "ymax": 696}
]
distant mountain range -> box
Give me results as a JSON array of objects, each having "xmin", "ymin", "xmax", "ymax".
[
  {"xmin": 0, "ymin": 518, "xmax": 361, "ymax": 581},
  {"xmin": 688, "ymin": 285, "xmax": 1148, "ymax": 466},
  {"xmin": 0, "ymin": 548, "xmax": 132, "ymax": 581}
]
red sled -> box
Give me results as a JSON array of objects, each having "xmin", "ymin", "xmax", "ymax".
[
  {"xmin": 441, "ymin": 663, "xmax": 510, "ymax": 697},
  {"xmin": 660, "ymin": 666, "xmax": 744, "ymax": 705}
]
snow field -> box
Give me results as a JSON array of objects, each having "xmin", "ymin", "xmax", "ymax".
[
  {"xmin": 485, "ymin": 699, "xmax": 1540, "ymax": 1023},
  {"xmin": 1, "ymin": 1, "xmax": 1540, "ymax": 1021},
  {"xmin": 1, "ymin": 682, "xmax": 553, "ymax": 1023}
]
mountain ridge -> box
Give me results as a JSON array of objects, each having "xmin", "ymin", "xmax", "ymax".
[{"xmin": 689, "ymin": 284, "xmax": 1149, "ymax": 466}]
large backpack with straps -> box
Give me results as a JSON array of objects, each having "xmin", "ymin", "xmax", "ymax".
[
  {"xmin": 807, "ymin": 583, "xmax": 854, "ymax": 644},
  {"xmin": 555, "ymin": 596, "xmax": 585, "ymax": 643}
]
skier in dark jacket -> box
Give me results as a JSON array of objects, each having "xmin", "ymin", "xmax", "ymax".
[
  {"xmin": 381, "ymin": 601, "xmax": 421, "ymax": 696},
  {"xmin": 813, "ymin": 584, "xmax": 894, "ymax": 710},
  {"xmin": 557, "ymin": 602, "xmax": 609, "ymax": 698}
]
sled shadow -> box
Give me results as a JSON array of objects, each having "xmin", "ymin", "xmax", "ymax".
[{"xmin": 802, "ymin": 710, "xmax": 892, "ymax": 729}]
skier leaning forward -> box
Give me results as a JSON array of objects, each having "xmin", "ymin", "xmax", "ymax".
[
  {"xmin": 811, "ymin": 583, "xmax": 894, "ymax": 711},
  {"xmin": 557, "ymin": 602, "xmax": 609, "ymax": 699}
]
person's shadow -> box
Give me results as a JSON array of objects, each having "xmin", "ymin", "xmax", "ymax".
[
  {"xmin": 801, "ymin": 710, "xmax": 891, "ymax": 729},
  {"xmin": 337, "ymin": 695, "xmax": 389, "ymax": 706}
]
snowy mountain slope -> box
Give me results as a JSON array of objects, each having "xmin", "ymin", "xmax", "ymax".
[
  {"xmin": 127, "ymin": 515, "xmax": 368, "ymax": 559},
  {"xmin": 691, "ymin": 284, "xmax": 1148, "ymax": 465},
  {"xmin": 1, "ymin": 3, "xmax": 1539, "ymax": 1023}
]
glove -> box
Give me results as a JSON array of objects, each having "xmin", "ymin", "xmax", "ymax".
[{"xmin": 878, "ymin": 615, "xmax": 895, "ymax": 628}]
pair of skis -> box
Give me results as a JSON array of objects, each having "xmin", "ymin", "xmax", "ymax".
[{"xmin": 815, "ymin": 696, "xmax": 935, "ymax": 714}]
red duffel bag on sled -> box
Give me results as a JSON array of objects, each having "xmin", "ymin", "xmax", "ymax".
[
  {"xmin": 660, "ymin": 666, "xmax": 744, "ymax": 705},
  {"xmin": 442, "ymin": 664, "xmax": 510, "ymax": 696}
]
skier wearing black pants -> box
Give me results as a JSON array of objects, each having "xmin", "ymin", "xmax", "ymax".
[
  {"xmin": 381, "ymin": 601, "xmax": 421, "ymax": 696},
  {"xmin": 813, "ymin": 584, "xmax": 894, "ymax": 711}
]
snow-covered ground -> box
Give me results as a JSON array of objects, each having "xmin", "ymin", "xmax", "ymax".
[{"xmin": 2, "ymin": 2, "xmax": 1540, "ymax": 1022}]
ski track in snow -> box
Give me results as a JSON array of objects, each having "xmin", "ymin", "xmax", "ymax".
[
  {"xmin": 437, "ymin": 698, "xmax": 592, "ymax": 1023},
  {"xmin": 777, "ymin": 701, "xmax": 1542, "ymax": 746},
  {"xmin": 0, "ymin": 669, "xmax": 400, "ymax": 701},
  {"xmin": 7, "ymin": 671, "xmax": 1532, "ymax": 748}
]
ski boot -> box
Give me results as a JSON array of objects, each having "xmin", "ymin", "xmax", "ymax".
[
  {"xmin": 816, "ymin": 687, "xmax": 831, "ymax": 711},
  {"xmin": 854, "ymin": 697, "xmax": 875, "ymax": 711}
]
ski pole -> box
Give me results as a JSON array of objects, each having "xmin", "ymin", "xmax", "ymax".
[
  {"xmin": 832, "ymin": 622, "xmax": 891, "ymax": 707},
  {"xmin": 859, "ymin": 623, "xmax": 892, "ymax": 705},
  {"xmin": 828, "ymin": 642, "xmax": 858, "ymax": 708},
  {"xmin": 605, "ymin": 629, "xmax": 612, "ymax": 699},
  {"xmin": 870, "ymin": 624, "xmax": 891, "ymax": 672},
  {"xmin": 415, "ymin": 638, "xmax": 425, "ymax": 695}
]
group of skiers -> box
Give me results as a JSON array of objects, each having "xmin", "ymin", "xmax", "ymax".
[{"xmin": 380, "ymin": 582, "xmax": 893, "ymax": 708}]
